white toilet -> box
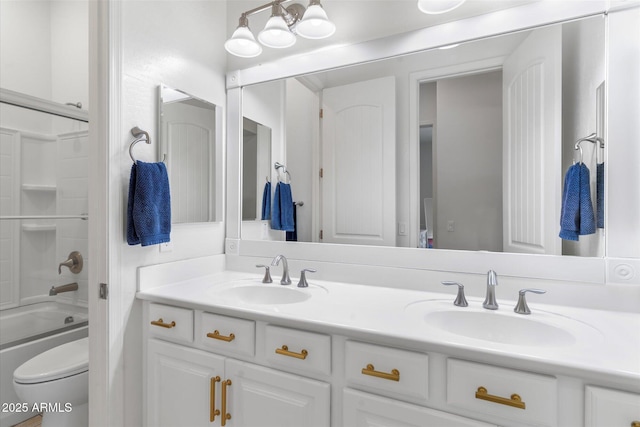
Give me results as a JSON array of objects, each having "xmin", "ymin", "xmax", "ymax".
[{"xmin": 13, "ymin": 337, "xmax": 89, "ymax": 427}]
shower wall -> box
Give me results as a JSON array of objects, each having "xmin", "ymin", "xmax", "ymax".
[
  {"xmin": 0, "ymin": 0, "xmax": 89, "ymax": 309},
  {"xmin": 0, "ymin": 105, "xmax": 89, "ymax": 309}
]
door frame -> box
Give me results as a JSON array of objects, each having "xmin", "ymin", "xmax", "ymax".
[
  {"xmin": 408, "ymin": 57, "xmax": 505, "ymax": 248},
  {"xmin": 88, "ymin": 0, "xmax": 123, "ymax": 425}
]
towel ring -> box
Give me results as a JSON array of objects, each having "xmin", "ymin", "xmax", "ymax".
[
  {"xmin": 274, "ymin": 162, "xmax": 292, "ymax": 183},
  {"xmin": 574, "ymin": 132, "xmax": 604, "ymax": 164},
  {"xmin": 129, "ymin": 126, "xmax": 166, "ymax": 163}
]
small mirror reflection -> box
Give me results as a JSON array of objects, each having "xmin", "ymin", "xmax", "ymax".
[{"xmin": 159, "ymin": 85, "xmax": 222, "ymax": 223}]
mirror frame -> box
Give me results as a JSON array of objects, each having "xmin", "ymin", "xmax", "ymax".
[{"xmin": 225, "ymin": 1, "xmax": 640, "ymax": 286}]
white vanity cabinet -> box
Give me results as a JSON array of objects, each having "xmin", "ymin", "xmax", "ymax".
[
  {"xmin": 584, "ymin": 386, "xmax": 640, "ymax": 427},
  {"xmin": 141, "ymin": 298, "xmax": 639, "ymax": 427},
  {"xmin": 145, "ymin": 303, "xmax": 330, "ymax": 427},
  {"xmin": 343, "ymin": 389, "xmax": 496, "ymax": 427}
]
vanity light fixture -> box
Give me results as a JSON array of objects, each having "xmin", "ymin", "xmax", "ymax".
[
  {"xmin": 225, "ymin": 0, "xmax": 335, "ymax": 57},
  {"xmin": 417, "ymin": 0, "xmax": 466, "ymax": 14}
]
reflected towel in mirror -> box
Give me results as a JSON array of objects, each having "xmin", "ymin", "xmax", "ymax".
[
  {"xmin": 597, "ymin": 162, "xmax": 604, "ymax": 228},
  {"xmin": 271, "ymin": 182, "xmax": 295, "ymax": 232},
  {"xmin": 559, "ymin": 163, "xmax": 595, "ymax": 241},
  {"xmin": 261, "ymin": 181, "xmax": 271, "ymax": 220}
]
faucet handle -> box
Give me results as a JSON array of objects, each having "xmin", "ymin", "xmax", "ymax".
[
  {"xmin": 58, "ymin": 251, "xmax": 83, "ymax": 275},
  {"xmin": 297, "ymin": 269, "xmax": 316, "ymax": 288},
  {"xmin": 441, "ymin": 281, "xmax": 469, "ymax": 307},
  {"xmin": 513, "ymin": 288, "xmax": 546, "ymax": 315},
  {"xmin": 256, "ymin": 265, "xmax": 273, "ymax": 283}
]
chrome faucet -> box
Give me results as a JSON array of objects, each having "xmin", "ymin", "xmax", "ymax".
[
  {"xmin": 271, "ymin": 255, "xmax": 291, "ymax": 285},
  {"xmin": 482, "ymin": 269, "xmax": 499, "ymax": 310},
  {"xmin": 514, "ymin": 288, "xmax": 546, "ymax": 315},
  {"xmin": 49, "ymin": 282, "xmax": 78, "ymax": 296}
]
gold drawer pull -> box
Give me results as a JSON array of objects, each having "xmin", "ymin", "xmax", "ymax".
[
  {"xmin": 150, "ymin": 318, "xmax": 176, "ymax": 328},
  {"xmin": 207, "ymin": 330, "xmax": 236, "ymax": 342},
  {"xmin": 631, "ymin": 422, "xmax": 640, "ymax": 427},
  {"xmin": 275, "ymin": 345, "xmax": 308, "ymax": 360},
  {"xmin": 475, "ymin": 386, "xmax": 526, "ymax": 409},
  {"xmin": 210, "ymin": 376, "xmax": 220, "ymax": 422},
  {"xmin": 221, "ymin": 379, "xmax": 232, "ymax": 426},
  {"xmin": 361, "ymin": 364, "xmax": 400, "ymax": 382}
]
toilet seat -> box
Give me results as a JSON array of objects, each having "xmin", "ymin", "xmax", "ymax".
[{"xmin": 14, "ymin": 337, "xmax": 88, "ymax": 384}]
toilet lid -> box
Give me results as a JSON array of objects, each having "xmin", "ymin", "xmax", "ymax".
[{"xmin": 14, "ymin": 337, "xmax": 89, "ymax": 384}]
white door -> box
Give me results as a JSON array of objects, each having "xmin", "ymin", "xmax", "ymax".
[
  {"xmin": 225, "ymin": 359, "xmax": 330, "ymax": 427},
  {"xmin": 343, "ymin": 389, "xmax": 496, "ymax": 427},
  {"xmin": 147, "ymin": 340, "xmax": 225, "ymax": 427},
  {"xmin": 503, "ymin": 25, "xmax": 562, "ymax": 254},
  {"xmin": 321, "ymin": 76, "xmax": 396, "ymax": 246},
  {"xmin": 163, "ymin": 101, "xmax": 216, "ymax": 223}
]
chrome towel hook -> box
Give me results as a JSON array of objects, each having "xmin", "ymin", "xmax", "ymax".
[{"xmin": 129, "ymin": 126, "xmax": 166, "ymax": 163}]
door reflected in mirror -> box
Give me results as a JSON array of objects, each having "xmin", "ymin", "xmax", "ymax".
[
  {"xmin": 239, "ymin": 15, "xmax": 606, "ymax": 257},
  {"xmin": 159, "ymin": 85, "xmax": 222, "ymax": 223}
]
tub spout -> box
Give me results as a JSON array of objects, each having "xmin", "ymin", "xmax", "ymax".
[{"xmin": 50, "ymin": 282, "xmax": 78, "ymax": 296}]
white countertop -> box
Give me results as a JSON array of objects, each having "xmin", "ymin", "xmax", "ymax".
[{"xmin": 137, "ymin": 270, "xmax": 640, "ymax": 387}]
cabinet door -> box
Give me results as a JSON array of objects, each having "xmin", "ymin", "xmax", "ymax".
[
  {"xmin": 344, "ymin": 389, "xmax": 496, "ymax": 427},
  {"xmin": 585, "ymin": 386, "xmax": 640, "ymax": 427},
  {"xmin": 147, "ymin": 339, "xmax": 225, "ymax": 427},
  {"xmin": 225, "ymin": 359, "xmax": 330, "ymax": 427}
]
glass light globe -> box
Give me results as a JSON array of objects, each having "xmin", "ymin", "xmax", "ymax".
[
  {"xmin": 258, "ymin": 15, "xmax": 296, "ymax": 48},
  {"xmin": 296, "ymin": 4, "xmax": 336, "ymax": 39},
  {"xmin": 417, "ymin": 0, "xmax": 466, "ymax": 14},
  {"xmin": 225, "ymin": 25, "xmax": 262, "ymax": 58}
]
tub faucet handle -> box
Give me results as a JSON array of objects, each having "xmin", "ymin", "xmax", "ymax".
[
  {"xmin": 58, "ymin": 251, "xmax": 83, "ymax": 274},
  {"xmin": 297, "ymin": 269, "xmax": 316, "ymax": 288},
  {"xmin": 441, "ymin": 281, "xmax": 469, "ymax": 307},
  {"xmin": 256, "ymin": 265, "xmax": 273, "ymax": 283},
  {"xmin": 514, "ymin": 288, "xmax": 546, "ymax": 315}
]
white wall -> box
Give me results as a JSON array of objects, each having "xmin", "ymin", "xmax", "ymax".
[
  {"xmin": 435, "ymin": 71, "xmax": 503, "ymax": 251},
  {"xmin": 120, "ymin": 1, "xmax": 228, "ymax": 424},
  {"xmin": 285, "ymin": 78, "xmax": 318, "ymax": 243},
  {"xmin": 242, "ymin": 80, "xmax": 286, "ymax": 241},
  {"xmin": 561, "ymin": 17, "xmax": 606, "ymax": 257}
]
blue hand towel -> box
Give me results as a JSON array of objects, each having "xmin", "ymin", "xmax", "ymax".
[
  {"xmin": 559, "ymin": 163, "xmax": 595, "ymax": 241},
  {"xmin": 261, "ymin": 181, "xmax": 271, "ymax": 220},
  {"xmin": 127, "ymin": 161, "xmax": 171, "ymax": 246},
  {"xmin": 286, "ymin": 203, "xmax": 298, "ymax": 241},
  {"xmin": 271, "ymin": 182, "xmax": 295, "ymax": 232},
  {"xmin": 596, "ymin": 162, "xmax": 604, "ymax": 228}
]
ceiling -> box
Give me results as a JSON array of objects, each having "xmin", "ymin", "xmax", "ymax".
[{"xmin": 225, "ymin": 0, "xmax": 540, "ymax": 70}]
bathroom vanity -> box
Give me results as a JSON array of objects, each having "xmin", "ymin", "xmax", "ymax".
[{"xmin": 137, "ymin": 260, "xmax": 640, "ymax": 427}]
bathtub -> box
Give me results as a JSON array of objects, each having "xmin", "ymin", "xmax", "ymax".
[{"xmin": 0, "ymin": 302, "xmax": 88, "ymax": 427}]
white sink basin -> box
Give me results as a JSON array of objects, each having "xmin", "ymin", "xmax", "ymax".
[
  {"xmin": 405, "ymin": 300, "xmax": 602, "ymax": 348},
  {"xmin": 213, "ymin": 281, "xmax": 328, "ymax": 305}
]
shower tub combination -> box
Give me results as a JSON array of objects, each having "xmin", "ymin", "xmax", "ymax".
[{"xmin": 0, "ymin": 302, "xmax": 88, "ymax": 427}]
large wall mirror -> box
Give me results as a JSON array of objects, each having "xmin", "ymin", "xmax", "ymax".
[
  {"xmin": 240, "ymin": 14, "xmax": 608, "ymax": 258},
  {"xmin": 159, "ymin": 85, "xmax": 223, "ymax": 223}
]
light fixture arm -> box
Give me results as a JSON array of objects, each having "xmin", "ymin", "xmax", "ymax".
[{"xmin": 242, "ymin": 0, "xmax": 295, "ymax": 20}]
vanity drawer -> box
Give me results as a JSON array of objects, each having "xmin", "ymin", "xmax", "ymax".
[
  {"xmin": 345, "ymin": 341, "xmax": 429, "ymax": 402},
  {"xmin": 199, "ymin": 312, "xmax": 255, "ymax": 357},
  {"xmin": 264, "ymin": 325, "xmax": 331, "ymax": 376},
  {"xmin": 585, "ymin": 386, "xmax": 640, "ymax": 427},
  {"xmin": 148, "ymin": 303, "xmax": 193, "ymax": 344},
  {"xmin": 447, "ymin": 359, "xmax": 557, "ymax": 427}
]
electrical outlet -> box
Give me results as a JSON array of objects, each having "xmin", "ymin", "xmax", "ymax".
[
  {"xmin": 398, "ymin": 222, "xmax": 407, "ymax": 236},
  {"xmin": 447, "ymin": 221, "xmax": 455, "ymax": 232}
]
